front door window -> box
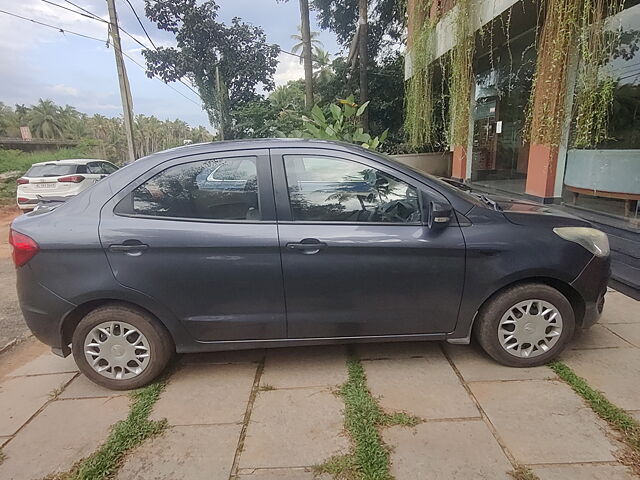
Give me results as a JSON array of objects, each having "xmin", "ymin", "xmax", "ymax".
[{"xmin": 283, "ymin": 155, "xmax": 421, "ymax": 224}]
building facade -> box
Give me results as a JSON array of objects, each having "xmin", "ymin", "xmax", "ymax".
[
  {"xmin": 406, "ymin": 0, "xmax": 639, "ymax": 222},
  {"xmin": 405, "ymin": 0, "xmax": 639, "ymax": 290}
]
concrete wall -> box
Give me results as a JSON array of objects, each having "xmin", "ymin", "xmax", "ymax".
[{"xmin": 392, "ymin": 152, "xmax": 452, "ymax": 178}]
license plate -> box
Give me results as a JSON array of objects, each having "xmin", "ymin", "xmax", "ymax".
[{"xmin": 34, "ymin": 183, "xmax": 56, "ymax": 189}]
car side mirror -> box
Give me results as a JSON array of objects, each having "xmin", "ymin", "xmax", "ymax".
[{"xmin": 426, "ymin": 200, "xmax": 452, "ymax": 229}]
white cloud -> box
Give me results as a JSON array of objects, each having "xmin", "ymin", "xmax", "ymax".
[
  {"xmin": 274, "ymin": 53, "xmax": 304, "ymax": 86},
  {"xmin": 47, "ymin": 84, "xmax": 80, "ymax": 97}
]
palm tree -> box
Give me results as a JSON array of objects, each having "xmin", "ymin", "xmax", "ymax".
[
  {"xmin": 313, "ymin": 47, "xmax": 332, "ymax": 84},
  {"xmin": 59, "ymin": 105, "xmax": 83, "ymax": 138},
  {"xmin": 28, "ymin": 99, "xmax": 64, "ymax": 139},
  {"xmin": 291, "ymin": 25, "xmax": 323, "ymax": 64}
]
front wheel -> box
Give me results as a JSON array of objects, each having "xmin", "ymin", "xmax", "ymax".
[
  {"xmin": 474, "ymin": 284, "xmax": 575, "ymax": 367},
  {"xmin": 72, "ymin": 303, "xmax": 173, "ymax": 390}
]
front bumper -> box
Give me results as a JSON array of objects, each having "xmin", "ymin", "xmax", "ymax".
[{"xmin": 570, "ymin": 254, "xmax": 611, "ymax": 328}]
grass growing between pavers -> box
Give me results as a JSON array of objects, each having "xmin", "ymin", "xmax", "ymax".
[
  {"xmin": 45, "ymin": 380, "xmax": 168, "ymax": 480},
  {"xmin": 315, "ymin": 356, "xmax": 420, "ymax": 480},
  {"xmin": 508, "ymin": 465, "xmax": 539, "ymax": 480},
  {"xmin": 549, "ymin": 361, "xmax": 640, "ymax": 471}
]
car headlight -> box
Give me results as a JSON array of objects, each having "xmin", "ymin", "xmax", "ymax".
[{"xmin": 553, "ymin": 227, "xmax": 610, "ymax": 257}]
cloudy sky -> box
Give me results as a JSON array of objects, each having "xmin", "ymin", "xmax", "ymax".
[{"xmin": 0, "ymin": 0, "xmax": 341, "ymax": 128}]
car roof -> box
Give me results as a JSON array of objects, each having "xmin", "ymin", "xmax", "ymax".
[
  {"xmin": 132, "ymin": 138, "xmax": 378, "ymax": 166},
  {"xmin": 30, "ymin": 158, "xmax": 108, "ymax": 167}
]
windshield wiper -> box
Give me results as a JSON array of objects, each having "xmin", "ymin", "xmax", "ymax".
[{"xmin": 470, "ymin": 192, "xmax": 501, "ymax": 211}]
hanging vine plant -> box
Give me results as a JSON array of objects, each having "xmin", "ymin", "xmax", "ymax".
[
  {"xmin": 404, "ymin": 22, "xmax": 437, "ymax": 146},
  {"xmin": 404, "ymin": 1, "xmax": 437, "ymax": 147},
  {"xmin": 572, "ymin": 0, "xmax": 624, "ymax": 148},
  {"xmin": 405, "ymin": 0, "xmax": 474, "ymax": 149},
  {"xmin": 448, "ymin": 0, "xmax": 474, "ymax": 147},
  {"xmin": 527, "ymin": 0, "xmax": 623, "ymax": 148},
  {"xmin": 526, "ymin": 0, "xmax": 581, "ymax": 147}
]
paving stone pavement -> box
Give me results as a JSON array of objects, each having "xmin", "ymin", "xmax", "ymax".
[{"xmin": 0, "ymin": 289, "xmax": 638, "ymax": 479}]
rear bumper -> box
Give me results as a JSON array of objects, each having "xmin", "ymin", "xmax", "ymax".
[
  {"xmin": 17, "ymin": 265, "xmax": 76, "ymax": 355},
  {"xmin": 571, "ymin": 254, "xmax": 611, "ymax": 328}
]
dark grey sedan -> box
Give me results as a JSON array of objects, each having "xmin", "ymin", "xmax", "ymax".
[{"xmin": 10, "ymin": 140, "xmax": 610, "ymax": 389}]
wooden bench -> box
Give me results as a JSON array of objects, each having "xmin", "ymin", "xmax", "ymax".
[{"xmin": 566, "ymin": 185, "xmax": 640, "ymax": 217}]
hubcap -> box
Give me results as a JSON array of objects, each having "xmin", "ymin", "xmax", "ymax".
[
  {"xmin": 498, "ymin": 299, "xmax": 563, "ymax": 358},
  {"xmin": 84, "ymin": 321, "xmax": 150, "ymax": 380}
]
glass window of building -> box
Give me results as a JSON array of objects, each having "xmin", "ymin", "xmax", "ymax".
[
  {"xmin": 470, "ymin": 20, "xmax": 537, "ymax": 195},
  {"xmin": 564, "ymin": 3, "xmax": 640, "ymax": 223}
]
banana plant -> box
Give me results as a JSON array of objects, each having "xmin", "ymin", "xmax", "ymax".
[{"xmin": 293, "ymin": 95, "xmax": 388, "ymax": 150}]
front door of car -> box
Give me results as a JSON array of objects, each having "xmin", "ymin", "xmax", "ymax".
[
  {"xmin": 99, "ymin": 150, "xmax": 286, "ymax": 342},
  {"xmin": 272, "ymin": 148, "xmax": 466, "ymax": 338}
]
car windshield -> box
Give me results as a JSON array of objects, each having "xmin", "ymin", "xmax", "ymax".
[{"xmin": 26, "ymin": 164, "xmax": 80, "ymax": 177}]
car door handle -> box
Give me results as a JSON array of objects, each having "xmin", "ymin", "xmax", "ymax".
[
  {"xmin": 108, "ymin": 243, "xmax": 149, "ymax": 255},
  {"xmin": 286, "ymin": 240, "xmax": 327, "ymax": 254}
]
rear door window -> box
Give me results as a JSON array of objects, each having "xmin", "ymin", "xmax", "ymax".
[{"xmin": 119, "ymin": 157, "xmax": 261, "ymax": 221}]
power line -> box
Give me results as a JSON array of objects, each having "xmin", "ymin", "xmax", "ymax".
[
  {"xmin": 41, "ymin": 0, "xmax": 107, "ymax": 23},
  {"xmin": 43, "ymin": 0, "xmax": 204, "ymax": 103},
  {"xmin": 0, "ymin": 8, "xmax": 107, "ymax": 42},
  {"xmin": 122, "ymin": 0, "xmax": 157, "ymax": 49},
  {"xmin": 120, "ymin": 50, "xmax": 201, "ymax": 106},
  {"xmin": 63, "ymin": 0, "xmax": 105, "ymax": 22},
  {"xmin": 0, "ymin": 8, "xmax": 202, "ymax": 106}
]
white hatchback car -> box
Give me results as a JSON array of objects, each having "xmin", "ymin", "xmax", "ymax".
[{"xmin": 16, "ymin": 159, "xmax": 118, "ymax": 210}]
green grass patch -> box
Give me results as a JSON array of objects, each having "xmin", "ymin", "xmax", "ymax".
[
  {"xmin": 46, "ymin": 380, "xmax": 168, "ymax": 480},
  {"xmin": 550, "ymin": 361, "xmax": 640, "ymax": 453},
  {"xmin": 508, "ymin": 465, "xmax": 539, "ymax": 480},
  {"xmin": 316, "ymin": 356, "xmax": 421, "ymax": 480}
]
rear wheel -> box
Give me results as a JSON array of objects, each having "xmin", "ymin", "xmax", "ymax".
[
  {"xmin": 72, "ymin": 303, "xmax": 173, "ymax": 390},
  {"xmin": 474, "ymin": 283, "xmax": 575, "ymax": 367}
]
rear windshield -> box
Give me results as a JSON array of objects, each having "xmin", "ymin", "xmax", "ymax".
[{"xmin": 26, "ymin": 164, "xmax": 83, "ymax": 177}]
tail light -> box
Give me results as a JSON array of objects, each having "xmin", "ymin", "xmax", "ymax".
[
  {"xmin": 17, "ymin": 197, "xmax": 29, "ymax": 204},
  {"xmin": 9, "ymin": 229, "xmax": 39, "ymax": 267},
  {"xmin": 58, "ymin": 175, "xmax": 85, "ymax": 183},
  {"xmin": 16, "ymin": 178, "xmax": 29, "ymax": 185}
]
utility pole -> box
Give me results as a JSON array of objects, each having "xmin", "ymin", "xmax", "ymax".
[
  {"xmin": 215, "ymin": 65, "xmax": 225, "ymax": 141},
  {"xmin": 299, "ymin": 0, "xmax": 314, "ymax": 109},
  {"xmin": 358, "ymin": 0, "xmax": 369, "ymax": 132},
  {"xmin": 106, "ymin": 0, "xmax": 136, "ymax": 163}
]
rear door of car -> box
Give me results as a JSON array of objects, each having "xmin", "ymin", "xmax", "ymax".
[
  {"xmin": 99, "ymin": 149, "xmax": 286, "ymax": 342},
  {"xmin": 272, "ymin": 147, "xmax": 466, "ymax": 338}
]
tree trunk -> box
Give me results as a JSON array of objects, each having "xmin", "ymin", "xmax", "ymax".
[
  {"xmin": 358, "ymin": 0, "xmax": 369, "ymax": 132},
  {"xmin": 299, "ymin": 0, "xmax": 314, "ymax": 109}
]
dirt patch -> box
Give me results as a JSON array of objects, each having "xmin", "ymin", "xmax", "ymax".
[
  {"xmin": 0, "ymin": 207, "xmax": 28, "ymax": 349},
  {"xmin": 0, "ymin": 206, "xmax": 20, "ymax": 260},
  {"xmin": 0, "ymin": 337, "xmax": 47, "ymax": 381}
]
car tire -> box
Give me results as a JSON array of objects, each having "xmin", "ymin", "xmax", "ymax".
[
  {"xmin": 474, "ymin": 283, "xmax": 575, "ymax": 367},
  {"xmin": 72, "ymin": 303, "xmax": 173, "ymax": 390}
]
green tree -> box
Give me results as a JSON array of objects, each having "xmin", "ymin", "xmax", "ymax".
[
  {"xmin": 293, "ymin": 95, "xmax": 388, "ymax": 150},
  {"xmin": 0, "ymin": 103, "xmax": 16, "ymax": 136},
  {"xmin": 314, "ymin": 52, "xmax": 406, "ymax": 152},
  {"xmin": 313, "ymin": 47, "xmax": 333, "ymax": 83},
  {"xmin": 312, "ymin": 0, "xmax": 405, "ymax": 58},
  {"xmin": 143, "ymin": 0, "xmax": 279, "ymax": 140},
  {"xmin": 291, "ymin": 25, "xmax": 324, "ymax": 64},
  {"xmin": 269, "ymin": 80, "xmax": 306, "ymax": 111},
  {"xmin": 28, "ymin": 99, "xmax": 64, "ymax": 139}
]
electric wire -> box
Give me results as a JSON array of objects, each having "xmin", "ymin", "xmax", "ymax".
[{"xmin": 0, "ymin": 8, "xmax": 202, "ymax": 106}]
